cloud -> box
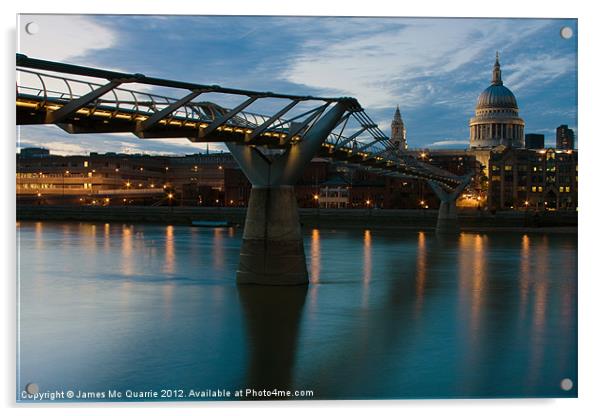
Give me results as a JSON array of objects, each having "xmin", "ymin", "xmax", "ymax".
[
  {"xmin": 281, "ymin": 18, "xmax": 552, "ymax": 109},
  {"xmin": 18, "ymin": 15, "xmax": 116, "ymax": 62},
  {"xmin": 17, "ymin": 139, "xmax": 88, "ymax": 156},
  {"xmin": 503, "ymin": 54, "xmax": 575, "ymax": 92},
  {"xmin": 424, "ymin": 139, "xmax": 470, "ymax": 147},
  {"xmin": 17, "ymin": 15, "xmax": 164, "ymax": 100},
  {"xmin": 17, "ymin": 125, "xmax": 227, "ymax": 157}
]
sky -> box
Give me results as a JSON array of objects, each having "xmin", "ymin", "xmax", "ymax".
[{"xmin": 16, "ymin": 15, "xmax": 578, "ymax": 155}]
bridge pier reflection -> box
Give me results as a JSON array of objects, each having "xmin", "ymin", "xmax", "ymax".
[
  {"xmin": 238, "ymin": 285, "xmax": 307, "ymax": 396},
  {"xmin": 227, "ymin": 102, "xmax": 349, "ymax": 285}
]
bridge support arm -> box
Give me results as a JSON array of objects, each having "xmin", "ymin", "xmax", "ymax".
[
  {"xmin": 428, "ymin": 175, "xmax": 471, "ymax": 234},
  {"xmin": 227, "ymin": 102, "xmax": 349, "ymax": 285}
]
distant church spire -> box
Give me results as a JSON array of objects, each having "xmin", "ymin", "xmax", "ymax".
[
  {"xmin": 391, "ymin": 105, "xmax": 408, "ymax": 152},
  {"xmin": 492, "ymin": 51, "xmax": 503, "ymax": 85}
]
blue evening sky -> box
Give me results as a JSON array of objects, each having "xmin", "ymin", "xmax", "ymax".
[{"xmin": 17, "ymin": 15, "xmax": 577, "ymax": 155}]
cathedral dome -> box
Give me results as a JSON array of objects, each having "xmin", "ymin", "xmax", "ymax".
[
  {"xmin": 468, "ymin": 53, "xmax": 525, "ymax": 150},
  {"xmin": 475, "ymin": 52, "xmax": 518, "ymax": 110},
  {"xmin": 476, "ymin": 84, "xmax": 518, "ymax": 109}
]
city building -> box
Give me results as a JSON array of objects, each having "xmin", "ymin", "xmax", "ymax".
[
  {"xmin": 556, "ymin": 124, "xmax": 575, "ymax": 150},
  {"xmin": 525, "ymin": 133, "xmax": 545, "ymax": 150},
  {"xmin": 318, "ymin": 176, "xmax": 351, "ymax": 209},
  {"xmin": 469, "ymin": 53, "xmax": 525, "ymax": 171},
  {"xmin": 390, "ymin": 106, "xmax": 408, "ymax": 153},
  {"xmin": 488, "ymin": 147, "xmax": 577, "ymax": 211},
  {"xmin": 17, "ymin": 149, "xmax": 236, "ymax": 206}
]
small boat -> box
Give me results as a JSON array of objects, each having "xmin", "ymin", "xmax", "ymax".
[{"xmin": 191, "ymin": 220, "xmax": 230, "ymax": 227}]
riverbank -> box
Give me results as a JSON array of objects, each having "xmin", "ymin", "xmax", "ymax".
[{"xmin": 16, "ymin": 205, "xmax": 578, "ymax": 232}]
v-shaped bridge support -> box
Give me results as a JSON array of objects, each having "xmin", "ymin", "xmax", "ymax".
[
  {"xmin": 226, "ymin": 102, "xmax": 349, "ymax": 285},
  {"xmin": 428, "ymin": 175, "xmax": 472, "ymax": 234}
]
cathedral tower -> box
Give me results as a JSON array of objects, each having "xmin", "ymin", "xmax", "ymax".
[{"xmin": 391, "ymin": 106, "xmax": 408, "ymax": 152}]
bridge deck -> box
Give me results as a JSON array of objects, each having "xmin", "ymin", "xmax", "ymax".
[{"xmin": 16, "ymin": 54, "xmax": 466, "ymax": 189}]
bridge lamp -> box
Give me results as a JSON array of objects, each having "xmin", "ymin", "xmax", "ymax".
[
  {"xmin": 524, "ymin": 200, "xmax": 529, "ymax": 206},
  {"xmin": 36, "ymin": 192, "xmax": 42, "ymax": 197},
  {"xmin": 366, "ymin": 199, "xmax": 371, "ymax": 206},
  {"xmin": 167, "ymin": 193, "xmax": 174, "ymax": 199},
  {"xmin": 313, "ymin": 194, "xmax": 319, "ymax": 200}
]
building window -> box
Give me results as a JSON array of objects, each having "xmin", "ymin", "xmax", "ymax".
[
  {"xmin": 565, "ymin": 186, "xmax": 571, "ymax": 193},
  {"xmin": 559, "ymin": 187, "xmax": 564, "ymax": 193},
  {"xmin": 83, "ymin": 161, "xmax": 89, "ymax": 167},
  {"xmin": 504, "ymin": 165, "xmax": 513, "ymax": 171},
  {"xmin": 531, "ymin": 186, "xmax": 537, "ymax": 192},
  {"xmin": 538, "ymin": 186, "xmax": 543, "ymax": 193}
]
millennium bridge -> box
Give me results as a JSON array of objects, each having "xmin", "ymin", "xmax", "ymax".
[{"xmin": 16, "ymin": 54, "xmax": 471, "ymax": 285}]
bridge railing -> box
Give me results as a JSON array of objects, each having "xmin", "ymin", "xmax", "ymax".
[
  {"xmin": 17, "ymin": 67, "xmax": 304, "ymax": 133},
  {"xmin": 16, "ymin": 54, "xmax": 465, "ymax": 187}
]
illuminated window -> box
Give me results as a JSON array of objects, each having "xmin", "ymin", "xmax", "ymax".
[
  {"xmin": 559, "ymin": 187, "xmax": 564, "ymax": 193},
  {"xmin": 504, "ymin": 165, "xmax": 513, "ymax": 171},
  {"xmin": 538, "ymin": 186, "xmax": 543, "ymax": 193},
  {"xmin": 532, "ymin": 166, "xmax": 538, "ymax": 172},
  {"xmin": 84, "ymin": 161, "xmax": 89, "ymax": 167},
  {"xmin": 531, "ymin": 186, "xmax": 537, "ymax": 192},
  {"xmin": 565, "ymin": 186, "xmax": 571, "ymax": 192}
]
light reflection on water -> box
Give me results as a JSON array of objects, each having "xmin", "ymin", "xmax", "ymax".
[{"xmin": 17, "ymin": 222, "xmax": 577, "ymax": 400}]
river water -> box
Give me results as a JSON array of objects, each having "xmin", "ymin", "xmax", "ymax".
[{"xmin": 17, "ymin": 221, "xmax": 577, "ymax": 400}]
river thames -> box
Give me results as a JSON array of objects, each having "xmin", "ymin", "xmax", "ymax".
[{"xmin": 17, "ymin": 221, "xmax": 577, "ymax": 400}]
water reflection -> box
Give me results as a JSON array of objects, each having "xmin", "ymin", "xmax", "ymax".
[
  {"xmin": 164, "ymin": 225, "xmax": 175, "ymax": 274},
  {"xmin": 415, "ymin": 231, "xmax": 427, "ymax": 313},
  {"xmin": 519, "ymin": 234, "xmax": 530, "ymax": 320},
  {"xmin": 238, "ymin": 285, "xmax": 307, "ymax": 396},
  {"xmin": 212, "ymin": 228, "xmax": 225, "ymax": 271},
  {"xmin": 362, "ymin": 230, "xmax": 372, "ymax": 308},
  {"xmin": 310, "ymin": 229, "xmax": 320, "ymax": 284},
  {"xmin": 121, "ymin": 225, "xmax": 133, "ymax": 276},
  {"xmin": 18, "ymin": 222, "xmax": 578, "ymax": 400}
]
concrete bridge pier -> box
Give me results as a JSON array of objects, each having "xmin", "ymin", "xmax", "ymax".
[
  {"xmin": 428, "ymin": 176, "xmax": 471, "ymax": 234},
  {"xmin": 227, "ymin": 102, "xmax": 349, "ymax": 285}
]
